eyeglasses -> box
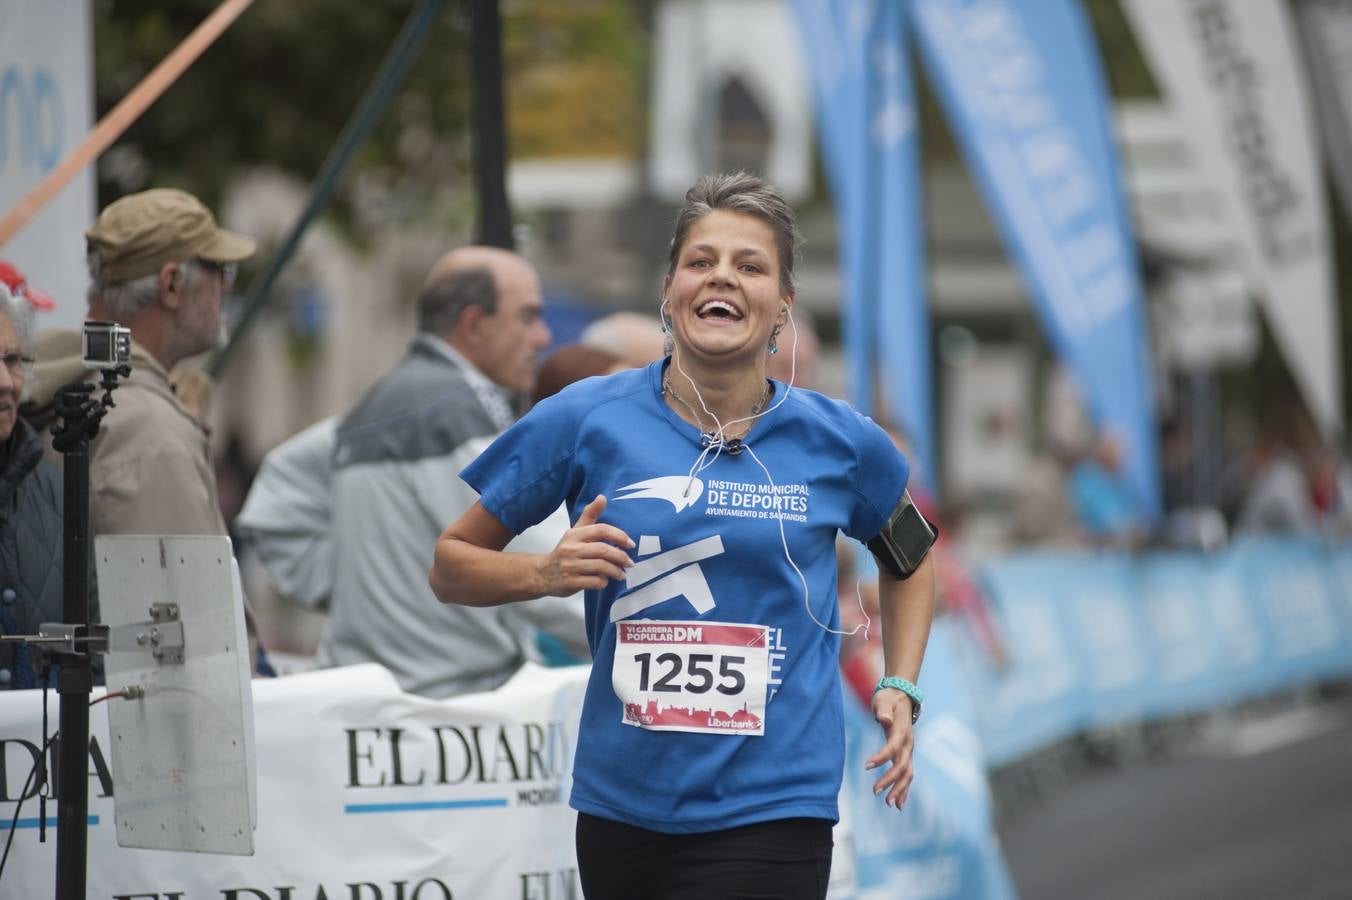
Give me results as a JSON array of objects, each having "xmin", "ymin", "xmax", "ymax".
[
  {"xmin": 192, "ymin": 258, "xmax": 239, "ymax": 287},
  {"xmin": 1, "ymin": 351, "xmax": 34, "ymax": 378}
]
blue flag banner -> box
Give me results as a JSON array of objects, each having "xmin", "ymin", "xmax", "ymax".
[
  {"xmin": 791, "ymin": 0, "xmax": 874, "ymax": 410},
  {"xmin": 909, "ymin": 0, "xmax": 1160, "ymax": 515},
  {"xmin": 792, "ymin": 0, "xmax": 935, "ymax": 483}
]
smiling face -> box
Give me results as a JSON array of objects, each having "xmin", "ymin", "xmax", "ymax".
[{"xmin": 663, "ymin": 209, "xmax": 793, "ymax": 369}]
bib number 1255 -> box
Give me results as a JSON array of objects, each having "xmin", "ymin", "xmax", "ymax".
[
  {"xmin": 613, "ymin": 621, "xmax": 769, "ymax": 736},
  {"xmin": 633, "ymin": 652, "xmax": 746, "ymax": 695}
]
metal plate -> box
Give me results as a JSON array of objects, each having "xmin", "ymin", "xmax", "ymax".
[{"xmin": 95, "ymin": 535, "xmax": 255, "ymax": 855}]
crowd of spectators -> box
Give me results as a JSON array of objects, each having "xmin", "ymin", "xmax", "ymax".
[
  {"xmin": 2, "ymin": 188, "xmax": 263, "ymax": 690},
  {"xmin": 1007, "ymin": 380, "xmax": 1352, "ymax": 553}
]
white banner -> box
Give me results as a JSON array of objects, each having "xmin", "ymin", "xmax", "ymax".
[
  {"xmin": 1295, "ymin": 0, "xmax": 1352, "ymax": 233},
  {"xmin": 0, "ymin": 644, "xmax": 1021, "ymax": 898},
  {"xmin": 1, "ymin": 664, "xmax": 589, "ymax": 899},
  {"xmin": 0, "ymin": 0, "xmax": 94, "ymax": 330},
  {"xmin": 1122, "ymin": 0, "xmax": 1341, "ymax": 437}
]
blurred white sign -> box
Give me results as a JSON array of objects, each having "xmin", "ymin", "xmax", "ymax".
[
  {"xmin": 0, "ymin": 0, "xmax": 94, "ymax": 331},
  {"xmin": 1296, "ymin": 0, "xmax": 1352, "ymax": 233},
  {"xmin": 942, "ymin": 344, "xmax": 1031, "ymax": 496},
  {"xmin": 1123, "ymin": 0, "xmax": 1341, "ymax": 438},
  {"xmin": 1115, "ymin": 100, "xmax": 1259, "ymax": 371},
  {"xmin": 1157, "ymin": 268, "xmax": 1258, "ymax": 370},
  {"xmin": 649, "ymin": 0, "xmax": 813, "ymax": 201}
]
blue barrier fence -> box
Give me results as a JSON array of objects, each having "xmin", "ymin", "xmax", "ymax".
[
  {"xmin": 965, "ymin": 536, "xmax": 1352, "ymax": 767},
  {"xmin": 841, "ymin": 618, "xmax": 1019, "ymax": 898},
  {"xmin": 836, "ymin": 536, "xmax": 1352, "ymax": 897}
]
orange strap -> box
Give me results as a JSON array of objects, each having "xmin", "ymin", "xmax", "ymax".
[{"xmin": 0, "ymin": 0, "xmax": 256, "ymax": 249}]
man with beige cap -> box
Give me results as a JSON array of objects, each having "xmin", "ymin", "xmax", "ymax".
[{"xmin": 24, "ymin": 188, "xmax": 262, "ymax": 662}]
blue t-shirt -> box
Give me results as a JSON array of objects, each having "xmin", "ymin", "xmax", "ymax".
[{"xmin": 461, "ymin": 360, "xmax": 908, "ymax": 833}]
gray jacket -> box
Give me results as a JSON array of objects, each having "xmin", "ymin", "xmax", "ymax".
[{"xmin": 238, "ymin": 335, "xmax": 588, "ymax": 698}]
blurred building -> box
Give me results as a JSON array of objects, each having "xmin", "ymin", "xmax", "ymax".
[{"xmin": 206, "ymin": 1, "xmax": 1262, "ymax": 557}]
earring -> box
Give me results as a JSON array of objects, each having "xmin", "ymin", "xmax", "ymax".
[
  {"xmin": 662, "ymin": 301, "xmax": 675, "ymax": 354},
  {"xmin": 768, "ymin": 325, "xmax": 782, "ymax": 356}
]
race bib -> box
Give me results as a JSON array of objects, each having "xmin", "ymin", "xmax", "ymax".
[{"xmin": 613, "ymin": 620, "xmax": 770, "ymax": 736}]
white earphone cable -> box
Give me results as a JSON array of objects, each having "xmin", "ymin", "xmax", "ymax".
[{"xmin": 661, "ymin": 303, "xmax": 863, "ymax": 638}]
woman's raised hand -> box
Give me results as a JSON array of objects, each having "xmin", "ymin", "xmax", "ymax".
[{"xmin": 536, "ymin": 495, "xmax": 635, "ymax": 595}]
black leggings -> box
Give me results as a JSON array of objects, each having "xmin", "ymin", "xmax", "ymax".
[{"xmin": 575, "ymin": 812, "xmax": 833, "ymax": 900}]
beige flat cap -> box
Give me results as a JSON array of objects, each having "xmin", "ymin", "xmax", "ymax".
[{"xmin": 86, "ymin": 188, "xmax": 256, "ymax": 282}]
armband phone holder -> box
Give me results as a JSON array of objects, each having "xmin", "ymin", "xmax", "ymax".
[{"xmin": 866, "ymin": 489, "xmax": 938, "ymax": 580}]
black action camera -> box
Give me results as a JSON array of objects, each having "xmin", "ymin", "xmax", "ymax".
[{"xmin": 82, "ymin": 320, "xmax": 132, "ymax": 371}]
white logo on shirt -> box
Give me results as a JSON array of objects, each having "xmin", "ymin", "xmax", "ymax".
[
  {"xmin": 609, "ymin": 533, "xmax": 724, "ymax": 622},
  {"xmin": 613, "ymin": 476, "xmax": 703, "ymax": 513}
]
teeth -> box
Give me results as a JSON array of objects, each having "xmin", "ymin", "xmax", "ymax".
[{"xmin": 697, "ymin": 300, "xmax": 740, "ymax": 318}]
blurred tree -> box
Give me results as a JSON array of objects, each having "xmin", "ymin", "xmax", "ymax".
[
  {"xmin": 91, "ymin": 0, "xmax": 646, "ymax": 228},
  {"xmin": 503, "ymin": 0, "xmax": 645, "ymax": 159},
  {"xmin": 93, "ymin": 0, "xmax": 470, "ymax": 230},
  {"xmin": 1083, "ymin": 0, "xmax": 1159, "ymax": 98}
]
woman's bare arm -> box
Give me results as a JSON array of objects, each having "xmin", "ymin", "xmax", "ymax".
[
  {"xmin": 865, "ymin": 553, "xmax": 936, "ymax": 809},
  {"xmin": 429, "ymin": 495, "xmax": 634, "ymax": 607}
]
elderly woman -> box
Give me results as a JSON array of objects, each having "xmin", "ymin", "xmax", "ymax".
[
  {"xmin": 0, "ymin": 266, "xmax": 63, "ymax": 690},
  {"xmin": 430, "ymin": 173, "xmax": 935, "ymax": 898}
]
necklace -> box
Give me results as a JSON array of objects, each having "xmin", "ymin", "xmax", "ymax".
[{"xmin": 663, "ymin": 373, "xmax": 772, "ymax": 442}]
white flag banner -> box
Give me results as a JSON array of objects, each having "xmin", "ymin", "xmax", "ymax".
[
  {"xmin": 1295, "ymin": 0, "xmax": 1352, "ymax": 234},
  {"xmin": 1122, "ymin": 0, "xmax": 1342, "ymax": 437},
  {"xmin": 0, "ymin": 0, "xmax": 94, "ymax": 329}
]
